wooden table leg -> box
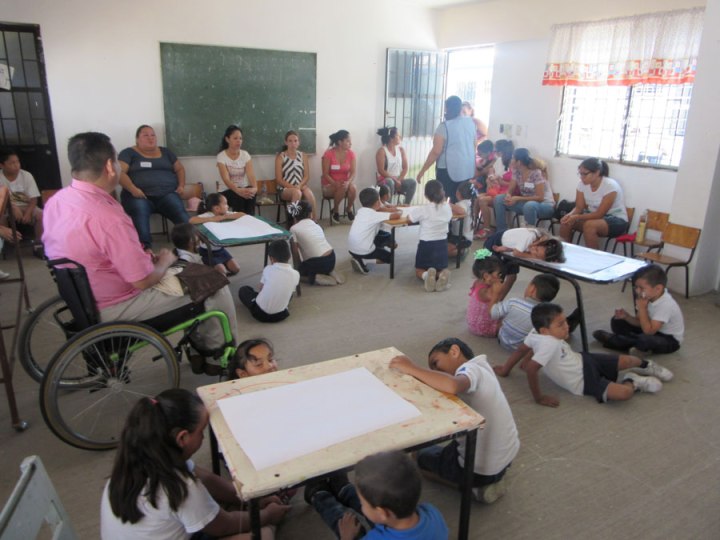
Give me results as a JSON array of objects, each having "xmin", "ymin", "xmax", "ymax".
[
  {"xmin": 390, "ymin": 227, "xmax": 396, "ymax": 279},
  {"xmin": 250, "ymin": 498, "xmax": 262, "ymax": 539}
]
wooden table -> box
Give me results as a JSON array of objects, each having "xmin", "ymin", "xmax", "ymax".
[
  {"xmin": 384, "ymin": 213, "xmax": 467, "ymax": 279},
  {"xmin": 196, "ymin": 347, "xmax": 484, "ymax": 539},
  {"xmin": 499, "ymin": 242, "xmax": 647, "ymax": 351}
]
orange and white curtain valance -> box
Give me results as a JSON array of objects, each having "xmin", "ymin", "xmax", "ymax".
[{"xmin": 543, "ymin": 7, "xmax": 704, "ymax": 87}]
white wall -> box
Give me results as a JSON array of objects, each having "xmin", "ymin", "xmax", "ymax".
[{"xmin": 1, "ymin": 0, "xmax": 437, "ymax": 193}]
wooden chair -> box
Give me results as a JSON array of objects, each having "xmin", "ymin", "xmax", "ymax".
[
  {"xmin": 609, "ymin": 209, "xmax": 669, "ymax": 257},
  {"xmin": 161, "ymin": 182, "xmax": 205, "ymax": 240},
  {"xmin": 635, "ymin": 222, "xmax": 701, "ymax": 298}
]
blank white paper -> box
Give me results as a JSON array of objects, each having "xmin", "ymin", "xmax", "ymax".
[
  {"xmin": 204, "ymin": 215, "xmax": 281, "ymax": 240},
  {"xmin": 216, "ymin": 368, "xmax": 421, "ymax": 470}
]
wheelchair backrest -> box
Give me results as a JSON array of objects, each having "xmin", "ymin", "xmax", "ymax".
[{"xmin": 46, "ymin": 259, "xmax": 99, "ymax": 331}]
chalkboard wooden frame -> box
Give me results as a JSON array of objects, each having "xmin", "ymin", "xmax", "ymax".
[{"xmin": 160, "ymin": 42, "xmax": 317, "ymax": 157}]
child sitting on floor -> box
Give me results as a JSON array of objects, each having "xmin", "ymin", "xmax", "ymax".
[
  {"xmin": 304, "ymin": 450, "xmax": 448, "ymax": 540},
  {"xmin": 238, "ymin": 239, "xmax": 299, "ymax": 323},
  {"xmin": 492, "ymin": 273, "xmax": 560, "ymax": 350},
  {"xmin": 408, "ymin": 180, "xmax": 464, "ymax": 292},
  {"xmin": 593, "ymin": 264, "xmax": 684, "ymax": 356},
  {"xmin": 494, "ymin": 303, "xmax": 674, "ymax": 407},
  {"xmin": 348, "ymin": 187, "xmax": 402, "ymax": 275},
  {"xmin": 189, "ymin": 193, "xmax": 243, "ymax": 275},
  {"xmin": 100, "ymin": 388, "xmax": 290, "ymax": 539},
  {"xmin": 390, "ymin": 338, "xmax": 519, "ymax": 504},
  {"xmin": 467, "ymin": 250, "xmax": 505, "ymax": 337},
  {"xmin": 288, "ymin": 200, "xmax": 344, "ymax": 286},
  {"xmin": 448, "ymin": 181, "xmax": 474, "ymax": 258}
]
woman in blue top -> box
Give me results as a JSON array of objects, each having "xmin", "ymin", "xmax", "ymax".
[
  {"xmin": 119, "ymin": 125, "xmax": 189, "ymax": 249},
  {"xmin": 493, "ymin": 148, "xmax": 555, "ymax": 232},
  {"xmin": 417, "ymin": 95, "xmax": 476, "ymax": 203}
]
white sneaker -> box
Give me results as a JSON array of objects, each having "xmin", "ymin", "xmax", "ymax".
[
  {"xmin": 473, "ymin": 477, "xmax": 507, "ymax": 504},
  {"xmin": 424, "ymin": 268, "xmax": 437, "ymax": 292},
  {"xmin": 314, "ymin": 274, "xmax": 337, "ymax": 286},
  {"xmin": 351, "ymin": 258, "xmax": 368, "ymax": 275},
  {"xmin": 329, "ymin": 270, "xmax": 345, "ymax": 284},
  {"xmin": 631, "ymin": 360, "xmax": 674, "ymax": 382},
  {"xmin": 624, "ymin": 372, "xmax": 663, "ymax": 393},
  {"xmin": 0, "ymin": 269, "xmax": 10, "ymax": 280},
  {"xmin": 435, "ymin": 269, "xmax": 450, "ymax": 292}
]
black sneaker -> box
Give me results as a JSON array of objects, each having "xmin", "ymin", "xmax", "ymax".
[
  {"xmin": 332, "ymin": 213, "xmax": 340, "ymax": 224},
  {"xmin": 351, "ymin": 258, "xmax": 369, "ymax": 275},
  {"xmin": 347, "ymin": 210, "xmax": 355, "ymax": 221},
  {"xmin": 327, "ymin": 472, "xmax": 351, "ymax": 498},
  {"xmin": 592, "ymin": 329, "xmax": 612, "ymax": 345},
  {"xmin": 303, "ymin": 477, "xmax": 330, "ymax": 504}
]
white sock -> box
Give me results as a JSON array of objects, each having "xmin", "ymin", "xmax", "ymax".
[{"xmin": 422, "ymin": 271, "xmax": 428, "ymax": 280}]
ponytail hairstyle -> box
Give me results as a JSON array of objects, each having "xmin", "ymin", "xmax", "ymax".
[
  {"xmin": 280, "ymin": 130, "xmax": 299, "ymax": 153},
  {"xmin": 286, "ymin": 199, "xmax": 312, "ymax": 221},
  {"xmin": 424, "ymin": 179, "xmax": 445, "ymax": 204},
  {"xmin": 495, "ymin": 139, "xmax": 515, "ymax": 170},
  {"xmin": 328, "ymin": 130, "xmax": 350, "ymax": 148},
  {"xmin": 472, "ymin": 249, "xmax": 504, "ymax": 281},
  {"xmin": 201, "ymin": 192, "xmax": 224, "ymax": 215},
  {"xmin": 108, "ymin": 389, "xmax": 205, "ymax": 524},
  {"xmin": 376, "ymin": 126, "xmax": 398, "ymax": 146},
  {"xmin": 579, "ymin": 157, "xmax": 609, "ymax": 177},
  {"xmin": 219, "ymin": 125, "xmax": 243, "ymax": 152}
]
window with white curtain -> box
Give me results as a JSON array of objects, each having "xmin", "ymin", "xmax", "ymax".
[{"xmin": 546, "ymin": 8, "xmax": 703, "ymax": 169}]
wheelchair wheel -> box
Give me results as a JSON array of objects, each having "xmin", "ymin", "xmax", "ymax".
[
  {"xmin": 40, "ymin": 322, "xmax": 179, "ymax": 451},
  {"xmin": 17, "ymin": 295, "xmax": 76, "ymax": 383}
]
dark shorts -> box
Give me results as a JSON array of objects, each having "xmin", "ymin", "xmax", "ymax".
[
  {"xmin": 199, "ymin": 246, "xmax": 233, "ymax": 266},
  {"xmin": 415, "ymin": 239, "xmax": 449, "ymax": 270},
  {"xmin": 581, "ymin": 352, "xmax": 620, "ymax": 403},
  {"xmin": 604, "ymin": 215, "xmax": 629, "ymax": 237},
  {"xmin": 483, "ymin": 231, "xmax": 519, "ymax": 275},
  {"xmin": 417, "ymin": 440, "xmax": 510, "ymax": 488}
]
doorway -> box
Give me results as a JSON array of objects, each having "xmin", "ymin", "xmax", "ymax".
[
  {"xmin": 446, "ymin": 46, "xmax": 495, "ymax": 134},
  {"xmin": 0, "ymin": 23, "xmax": 61, "ymax": 192}
]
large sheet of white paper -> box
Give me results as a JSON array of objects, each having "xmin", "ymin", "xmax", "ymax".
[
  {"xmin": 399, "ymin": 206, "xmax": 419, "ymax": 218},
  {"xmin": 204, "ymin": 215, "xmax": 280, "ymax": 240},
  {"xmin": 216, "ymin": 368, "xmax": 421, "ymax": 470}
]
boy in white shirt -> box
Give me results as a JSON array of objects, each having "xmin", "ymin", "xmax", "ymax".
[
  {"xmin": 0, "ymin": 149, "xmax": 43, "ymax": 255},
  {"xmin": 593, "ymin": 264, "xmax": 684, "ymax": 356},
  {"xmin": 347, "ymin": 187, "xmax": 402, "ymax": 274},
  {"xmin": 496, "ymin": 303, "xmax": 674, "ymax": 407},
  {"xmin": 390, "ymin": 338, "xmax": 519, "ymax": 504},
  {"xmin": 238, "ymin": 240, "xmax": 299, "ymax": 323}
]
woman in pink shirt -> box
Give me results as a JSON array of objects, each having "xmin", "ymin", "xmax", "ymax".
[{"xmin": 321, "ymin": 130, "xmax": 356, "ymax": 224}]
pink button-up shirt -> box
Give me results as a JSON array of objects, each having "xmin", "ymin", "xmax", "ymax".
[{"xmin": 42, "ymin": 179, "xmax": 154, "ymax": 309}]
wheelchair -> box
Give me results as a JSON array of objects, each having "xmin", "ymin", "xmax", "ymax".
[{"xmin": 31, "ymin": 258, "xmax": 236, "ymax": 451}]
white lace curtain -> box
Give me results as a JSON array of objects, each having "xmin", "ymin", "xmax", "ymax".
[{"xmin": 543, "ymin": 7, "xmax": 705, "ymax": 86}]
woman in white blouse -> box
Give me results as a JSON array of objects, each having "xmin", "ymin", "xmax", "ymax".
[{"xmin": 216, "ymin": 125, "xmax": 258, "ymax": 214}]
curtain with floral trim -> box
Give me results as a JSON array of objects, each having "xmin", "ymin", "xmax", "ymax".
[{"xmin": 542, "ymin": 7, "xmax": 704, "ymax": 87}]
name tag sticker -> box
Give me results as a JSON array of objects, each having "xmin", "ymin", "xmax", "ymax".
[
  {"xmin": 523, "ymin": 182, "xmax": 534, "ymax": 190},
  {"xmin": 140, "ymin": 161, "xmax": 152, "ymax": 168},
  {"xmin": 330, "ymin": 164, "xmax": 341, "ymax": 170}
]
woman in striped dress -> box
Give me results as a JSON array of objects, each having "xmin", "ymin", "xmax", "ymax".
[{"xmin": 275, "ymin": 130, "xmax": 317, "ymax": 220}]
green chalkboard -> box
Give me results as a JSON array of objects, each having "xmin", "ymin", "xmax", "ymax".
[{"xmin": 160, "ymin": 42, "xmax": 316, "ymax": 156}]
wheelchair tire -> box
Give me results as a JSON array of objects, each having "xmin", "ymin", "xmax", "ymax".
[
  {"xmin": 17, "ymin": 295, "xmax": 75, "ymax": 384},
  {"xmin": 40, "ymin": 322, "xmax": 180, "ymax": 451}
]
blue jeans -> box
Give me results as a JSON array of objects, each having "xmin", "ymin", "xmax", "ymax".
[
  {"xmin": 312, "ymin": 485, "xmax": 363, "ymax": 539},
  {"xmin": 121, "ymin": 191, "xmax": 189, "ymax": 248},
  {"xmin": 377, "ymin": 176, "xmax": 418, "ymax": 205},
  {"xmin": 493, "ymin": 194, "xmax": 554, "ymax": 232}
]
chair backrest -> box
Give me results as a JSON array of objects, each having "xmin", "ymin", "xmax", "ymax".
[
  {"xmin": 646, "ymin": 210, "xmax": 670, "ymax": 233},
  {"xmin": 0, "ymin": 456, "xmax": 78, "ymax": 540},
  {"xmin": 181, "ymin": 182, "xmax": 204, "ymax": 201},
  {"xmin": 41, "ymin": 189, "xmax": 59, "ymax": 206},
  {"xmin": 626, "ymin": 207, "xmax": 635, "ymax": 224},
  {"xmin": 662, "ymin": 222, "xmax": 701, "ymax": 250},
  {"xmin": 47, "ymin": 259, "xmax": 99, "ymax": 330},
  {"xmin": 257, "ymin": 179, "xmax": 278, "ymax": 197}
]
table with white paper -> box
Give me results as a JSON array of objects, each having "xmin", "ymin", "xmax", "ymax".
[{"xmin": 196, "ymin": 347, "xmax": 484, "ymax": 500}]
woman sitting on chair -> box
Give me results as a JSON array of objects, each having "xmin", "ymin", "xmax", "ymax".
[
  {"xmin": 375, "ymin": 126, "xmax": 417, "ymax": 205},
  {"xmin": 216, "ymin": 125, "xmax": 258, "ymax": 215},
  {"xmin": 321, "ymin": 130, "xmax": 357, "ymax": 224},
  {"xmin": 559, "ymin": 157, "xmax": 628, "ymax": 250},
  {"xmin": 275, "ymin": 130, "xmax": 317, "ymax": 220}
]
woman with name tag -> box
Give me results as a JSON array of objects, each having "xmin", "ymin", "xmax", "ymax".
[
  {"xmin": 275, "ymin": 130, "xmax": 317, "ymax": 221},
  {"xmin": 217, "ymin": 125, "xmax": 259, "ymax": 216},
  {"xmin": 119, "ymin": 125, "xmax": 190, "ymax": 249},
  {"xmin": 493, "ymin": 147, "xmax": 555, "ymax": 233},
  {"xmin": 321, "ymin": 129, "xmax": 357, "ymax": 224}
]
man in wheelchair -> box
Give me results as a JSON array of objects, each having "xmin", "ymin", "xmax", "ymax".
[{"xmin": 42, "ymin": 132, "xmax": 238, "ymax": 369}]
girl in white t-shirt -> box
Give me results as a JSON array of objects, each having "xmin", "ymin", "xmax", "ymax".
[
  {"xmin": 100, "ymin": 388, "xmax": 289, "ymax": 539},
  {"xmin": 407, "ymin": 180, "xmax": 463, "ymax": 293},
  {"xmin": 559, "ymin": 158, "xmax": 629, "ymax": 250},
  {"xmin": 288, "ymin": 200, "xmax": 344, "ymax": 286}
]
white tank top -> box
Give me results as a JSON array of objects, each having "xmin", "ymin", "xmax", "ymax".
[{"xmin": 383, "ymin": 146, "xmax": 402, "ymax": 177}]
